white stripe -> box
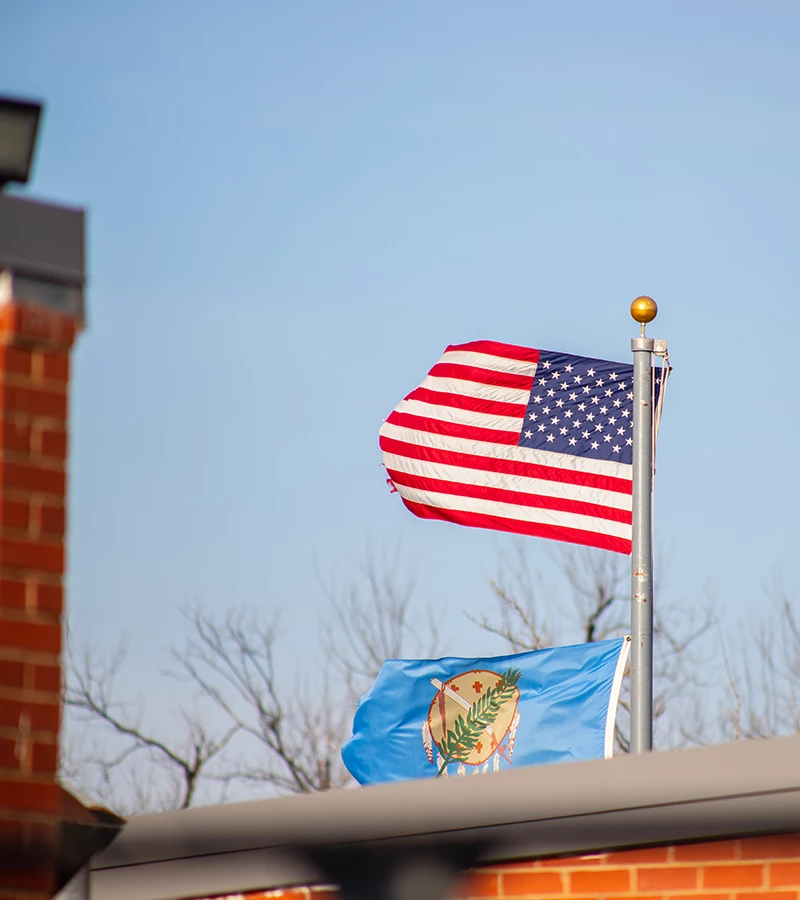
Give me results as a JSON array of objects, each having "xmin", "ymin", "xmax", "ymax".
[
  {"xmin": 396, "ymin": 485, "xmax": 632, "ymax": 539},
  {"xmin": 395, "ymin": 399, "xmax": 523, "ymax": 434},
  {"xmin": 379, "ymin": 421, "xmax": 632, "ymax": 482},
  {"xmin": 420, "ymin": 375, "xmax": 530, "ymax": 406},
  {"xmin": 438, "ymin": 349, "xmax": 539, "ymax": 378},
  {"xmin": 604, "ymin": 637, "xmax": 631, "ymax": 759},
  {"xmin": 382, "ymin": 452, "xmax": 632, "ymax": 512}
]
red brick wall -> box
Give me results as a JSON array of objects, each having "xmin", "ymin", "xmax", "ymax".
[
  {"xmin": 0, "ymin": 302, "xmax": 77, "ymax": 898},
  {"xmin": 223, "ymin": 834, "xmax": 800, "ymax": 900}
]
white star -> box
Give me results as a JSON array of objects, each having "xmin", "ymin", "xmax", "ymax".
[
  {"xmin": 617, "ymin": 427, "xmax": 625, "ymax": 435},
  {"xmin": 569, "ymin": 392, "xmax": 577, "ymax": 401},
  {"xmin": 546, "ymin": 434, "xmax": 555, "ymax": 443},
  {"xmin": 586, "ymin": 412, "xmax": 595, "ymax": 421},
  {"xmin": 627, "ymin": 392, "xmax": 634, "ymax": 400},
  {"xmin": 542, "ymin": 405, "xmax": 551, "ymax": 415},
  {"xmin": 578, "ymin": 402, "xmax": 586, "ymax": 411},
  {"xmin": 622, "ymin": 409, "xmax": 630, "ymax": 418},
  {"xmin": 560, "ymin": 426, "xmax": 568, "ymax": 435},
  {"xmin": 533, "ymin": 394, "xmax": 542, "ymax": 403},
  {"xmin": 600, "ymin": 405, "xmax": 608, "ymax": 414},
  {"xmin": 539, "ymin": 377, "xmax": 547, "ymax": 386},
  {"xmin": 603, "ymin": 433, "xmax": 612, "ymax": 442},
  {"xmin": 605, "ymin": 388, "xmax": 613, "ymax": 398},
  {"xmin": 587, "ymin": 368, "xmax": 595, "ymax": 377},
  {"xmin": 595, "ymin": 423, "xmax": 604, "ymax": 432},
  {"xmin": 528, "ymin": 412, "xmax": 537, "ymax": 421},
  {"xmin": 609, "ymin": 372, "xmax": 617, "ymax": 380},
  {"xmin": 565, "ymin": 363, "xmax": 573, "ymax": 373},
  {"xmin": 524, "ymin": 429, "xmax": 533, "ymax": 438},
  {"xmin": 556, "ymin": 398, "xmax": 564, "ymax": 408},
  {"xmin": 626, "ymin": 437, "xmax": 632, "ymax": 446},
  {"xmin": 573, "ymin": 419, "xmax": 582, "ymax": 428},
  {"xmin": 547, "ymin": 388, "xmax": 555, "ymax": 397},
  {"xmin": 538, "ymin": 423, "xmax": 546, "ymax": 432},
  {"xmin": 569, "ymin": 437, "xmax": 577, "ymax": 446},
  {"xmin": 591, "ymin": 441, "xmax": 599, "ymax": 450},
  {"xmin": 550, "ymin": 416, "xmax": 559, "ymax": 425},
  {"xmin": 608, "ymin": 416, "xmax": 617, "ymax": 425},
  {"xmin": 591, "ymin": 396, "xmax": 599, "ymax": 405},
  {"xmin": 542, "ymin": 359, "xmax": 551, "ymax": 369},
  {"xmin": 596, "ymin": 378, "xmax": 604, "ymax": 387},
  {"xmin": 582, "ymin": 430, "xmax": 591, "ymax": 439},
  {"xmin": 612, "ymin": 444, "xmax": 620, "ymax": 453},
  {"xmin": 574, "ymin": 374, "xmax": 582, "ymax": 384},
  {"xmin": 552, "ymin": 371, "xmax": 560, "ymax": 380},
  {"xmin": 613, "ymin": 398, "xmax": 621, "ymax": 408},
  {"xmin": 582, "ymin": 385, "xmax": 591, "ymax": 394},
  {"xmin": 564, "ymin": 409, "xmax": 573, "ymax": 418},
  {"xmin": 619, "ymin": 381, "xmax": 627, "ymax": 390},
  {"xmin": 560, "ymin": 381, "xmax": 569, "ymax": 390}
]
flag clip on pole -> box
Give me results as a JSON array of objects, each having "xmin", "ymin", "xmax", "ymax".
[{"xmin": 629, "ymin": 296, "xmax": 657, "ymax": 754}]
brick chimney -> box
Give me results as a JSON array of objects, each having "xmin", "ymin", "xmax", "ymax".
[{"xmin": 0, "ymin": 194, "xmax": 85, "ymax": 897}]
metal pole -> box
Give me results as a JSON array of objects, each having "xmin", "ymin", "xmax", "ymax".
[{"xmin": 630, "ymin": 333, "xmax": 654, "ymax": 753}]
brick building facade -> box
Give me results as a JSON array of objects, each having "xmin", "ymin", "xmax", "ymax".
[
  {"xmin": 0, "ymin": 194, "xmax": 117, "ymax": 898},
  {"xmin": 0, "ymin": 298, "xmax": 77, "ymax": 898},
  {"xmin": 231, "ymin": 834, "xmax": 800, "ymax": 899}
]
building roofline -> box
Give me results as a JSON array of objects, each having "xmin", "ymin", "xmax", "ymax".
[{"xmin": 89, "ymin": 735, "xmax": 800, "ymax": 900}]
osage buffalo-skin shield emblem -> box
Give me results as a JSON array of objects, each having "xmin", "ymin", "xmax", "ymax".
[{"xmin": 422, "ymin": 667, "xmax": 521, "ymax": 776}]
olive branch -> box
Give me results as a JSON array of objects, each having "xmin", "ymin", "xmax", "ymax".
[{"xmin": 435, "ymin": 668, "xmax": 521, "ymax": 776}]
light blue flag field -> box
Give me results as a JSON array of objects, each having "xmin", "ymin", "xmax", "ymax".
[{"xmin": 341, "ymin": 637, "xmax": 630, "ymax": 785}]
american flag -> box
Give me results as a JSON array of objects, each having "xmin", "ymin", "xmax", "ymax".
[{"xmin": 379, "ymin": 340, "xmax": 643, "ymax": 554}]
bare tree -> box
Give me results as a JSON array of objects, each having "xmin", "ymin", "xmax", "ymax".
[
  {"xmin": 171, "ymin": 605, "xmax": 351, "ymax": 794},
  {"xmin": 470, "ymin": 541, "xmax": 715, "ymax": 752},
  {"xmin": 467, "ymin": 543, "xmax": 555, "ymax": 652},
  {"xmin": 61, "ymin": 547, "xmax": 436, "ymax": 813},
  {"xmin": 63, "ymin": 637, "xmax": 236, "ymax": 815},
  {"xmin": 721, "ymin": 580, "xmax": 800, "ymax": 741},
  {"xmin": 319, "ymin": 544, "xmax": 438, "ymax": 703},
  {"xmin": 468, "ymin": 541, "xmax": 631, "ymax": 650},
  {"xmin": 63, "ymin": 610, "xmax": 348, "ymax": 813}
]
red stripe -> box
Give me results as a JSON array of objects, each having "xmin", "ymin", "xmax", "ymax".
[
  {"xmin": 385, "ymin": 411, "xmax": 519, "ymax": 446},
  {"xmin": 386, "ymin": 469, "xmax": 632, "ymax": 525},
  {"xmin": 444, "ymin": 340, "xmax": 541, "ymax": 364},
  {"xmin": 428, "ymin": 362, "xmax": 535, "ymax": 392},
  {"xmin": 402, "ymin": 499, "xmax": 632, "ymax": 555},
  {"xmin": 406, "ymin": 387, "xmax": 527, "ymax": 419},
  {"xmin": 379, "ymin": 435, "xmax": 632, "ymax": 495}
]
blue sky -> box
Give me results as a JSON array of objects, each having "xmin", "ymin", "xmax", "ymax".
[{"xmin": 3, "ymin": 2, "xmax": 799, "ymax": 725}]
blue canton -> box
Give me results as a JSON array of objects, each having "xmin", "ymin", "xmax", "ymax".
[{"xmin": 518, "ymin": 351, "xmax": 635, "ymax": 465}]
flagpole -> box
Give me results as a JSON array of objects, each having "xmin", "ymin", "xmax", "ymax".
[{"xmin": 629, "ymin": 296, "xmax": 657, "ymax": 754}]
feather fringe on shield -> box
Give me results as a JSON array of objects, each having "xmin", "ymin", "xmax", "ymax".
[
  {"xmin": 508, "ymin": 709, "xmax": 521, "ymax": 760},
  {"xmin": 422, "ymin": 721, "xmax": 434, "ymax": 763}
]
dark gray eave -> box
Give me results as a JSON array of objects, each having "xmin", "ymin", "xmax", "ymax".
[
  {"xmin": 0, "ymin": 193, "xmax": 86, "ymax": 323},
  {"xmin": 0, "ymin": 194, "xmax": 85, "ymax": 284},
  {"xmin": 89, "ymin": 734, "xmax": 800, "ymax": 900}
]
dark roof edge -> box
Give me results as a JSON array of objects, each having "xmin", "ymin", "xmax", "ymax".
[{"xmin": 89, "ymin": 735, "xmax": 800, "ymax": 900}]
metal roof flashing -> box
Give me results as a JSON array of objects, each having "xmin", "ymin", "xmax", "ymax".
[
  {"xmin": 87, "ymin": 735, "xmax": 800, "ymax": 900},
  {"xmin": 0, "ymin": 193, "xmax": 86, "ymax": 323}
]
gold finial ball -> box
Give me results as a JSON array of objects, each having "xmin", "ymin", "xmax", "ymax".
[{"xmin": 630, "ymin": 295, "xmax": 658, "ymax": 325}]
